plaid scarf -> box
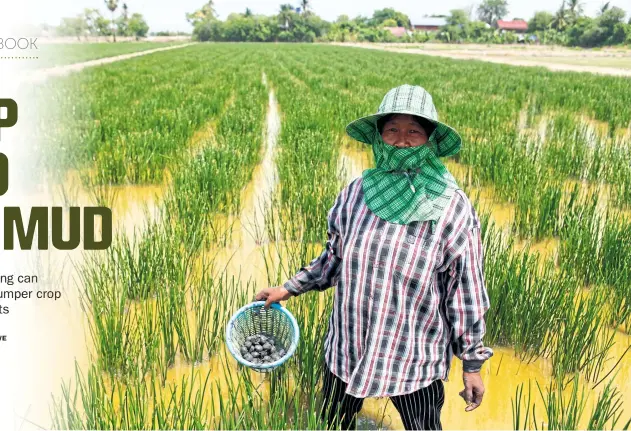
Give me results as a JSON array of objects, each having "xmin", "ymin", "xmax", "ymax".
[{"xmin": 362, "ymin": 134, "xmax": 459, "ymax": 225}]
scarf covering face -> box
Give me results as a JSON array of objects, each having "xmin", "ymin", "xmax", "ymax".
[{"xmin": 361, "ymin": 132, "xmax": 459, "ymax": 225}]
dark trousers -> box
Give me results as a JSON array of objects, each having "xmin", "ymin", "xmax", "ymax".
[{"xmin": 319, "ymin": 363, "xmax": 445, "ymax": 430}]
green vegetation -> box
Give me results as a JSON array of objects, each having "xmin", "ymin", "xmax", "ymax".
[
  {"xmin": 35, "ymin": 42, "xmax": 186, "ymax": 69},
  {"xmin": 185, "ymin": 0, "xmax": 631, "ymax": 47},
  {"xmin": 44, "ymin": 0, "xmax": 631, "ymax": 47},
  {"xmin": 34, "ymin": 43, "xmax": 631, "ymax": 429},
  {"xmin": 52, "ymin": 5, "xmax": 149, "ymax": 41},
  {"xmin": 513, "ymin": 375, "xmax": 631, "ymax": 430},
  {"xmin": 35, "ymin": 44, "xmax": 236, "ymax": 184}
]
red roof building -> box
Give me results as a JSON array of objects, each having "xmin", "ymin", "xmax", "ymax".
[{"xmin": 496, "ymin": 19, "xmax": 528, "ymax": 33}]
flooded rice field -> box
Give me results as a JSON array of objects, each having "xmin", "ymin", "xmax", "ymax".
[{"xmin": 13, "ymin": 43, "xmax": 631, "ymax": 429}]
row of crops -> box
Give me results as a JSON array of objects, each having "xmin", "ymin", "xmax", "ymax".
[{"xmin": 33, "ymin": 43, "xmax": 631, "ymax": 429}]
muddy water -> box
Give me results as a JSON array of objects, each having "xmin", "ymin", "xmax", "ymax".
[
  {"xmin": 57, "ymin": 169, "xmax": 166, "ymax": 237},
  {"xmin": 443, "ymin": 160, "xmax": 515, "ymax": 232},
  {"xmin": 338, "ymin": 140, "xmax": 371, "ymax": 183},
  {"xmin": 239, "ymin": 79, "xmax": 280, "ymax": 252},
  {"xmin": 11, "ymin": 168, "xmax": 166, "ymax": 428},
  {"xmin": 192, "ymin": 77, "xmax": 282, "ymax": 289},
  {"xmin": 29, "ymin": 94, "xmax": 236, "ymax": 421},
  {"xmin": 162, "ymin": 81, "xmax": 324, "ymax": 422},
  {"xmin": 192, "ymin": 115, "xmax": 630, "ymax": 429},
  {"xmin": 17, "ymin": 97, "xmax": 631, "ymax": 430}
]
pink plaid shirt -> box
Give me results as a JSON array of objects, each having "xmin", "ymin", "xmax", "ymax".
[{"xmin": 283, "ymin": 176, "xmax": 493, "ymax": 398}]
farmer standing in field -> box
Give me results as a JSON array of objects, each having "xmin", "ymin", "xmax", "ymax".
[{"xmin": 255, "ymin": 84, "xmax": 492, "ymax": 430}]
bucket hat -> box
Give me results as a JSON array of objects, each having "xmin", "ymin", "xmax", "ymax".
[{"xmin": 345, "ymin": 84, "xmax": 461, "ymax": 158}]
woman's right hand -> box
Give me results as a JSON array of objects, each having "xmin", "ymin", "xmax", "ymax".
[{"xmin": 255, "ymin": 286, "xmax": 293, "ymax": 309}]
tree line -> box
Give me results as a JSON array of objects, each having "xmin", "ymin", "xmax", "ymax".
[
  {"xmin": 48, "ymin": 0, "xmax": 631, "ymax": 47},
  {"xmin": 187, "ymin": 0, "xmax": 630, "ymax": 47}
]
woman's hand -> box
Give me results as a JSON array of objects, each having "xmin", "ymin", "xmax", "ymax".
[
  {"xmin": 255, "ymin": 286, "xmax": 293, "ymax": 309},
  {"xmin": 459, "ymin": 371, "xmax": 485, "ymax": 412}
]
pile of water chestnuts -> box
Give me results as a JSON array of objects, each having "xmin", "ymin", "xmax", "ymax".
[{"xmin": 239, "ymin": 334, "xmax": 286, "ymax": 365}]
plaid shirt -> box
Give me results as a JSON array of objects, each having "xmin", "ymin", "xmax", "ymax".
[{"xmin": 283, "ymin": 176, "xmax": 493, "ymax": 398}]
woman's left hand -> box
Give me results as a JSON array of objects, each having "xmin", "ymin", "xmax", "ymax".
[{"xmin": 459, "ymin": 372, "xmax": 485, "ymax": 412}]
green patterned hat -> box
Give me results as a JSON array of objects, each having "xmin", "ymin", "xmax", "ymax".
[{"xmin": 345, "ymin": 84, "xmax": 461, "ymax": 157}]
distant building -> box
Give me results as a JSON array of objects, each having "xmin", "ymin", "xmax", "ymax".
[
  {"xmin": 384, "ymin": 26, "xmax": 411, "ymax": 38},
  {"xmin": 496, "ymin": 19, "xmax": 528, "ymax": 33},
  {"xmin": 410, "ymin": 17, "xmax": 447, "ymax": 32}
]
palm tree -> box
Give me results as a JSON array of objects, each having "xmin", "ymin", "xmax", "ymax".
[
  {"xmin": 300, "ymin": 0, "xmax": 309, "ymax": 15},
  {"xmin": 566, "ymin": 0, "xmax": 583, "ymax": 21},
  {"xmin": 185, "ymin": 1, "xmax": 216, "ymax": 26},
  {"xmin": 120, "ymin": 3, "xmax": 129, "ymax": 37},
  {"xmin": 279, "ymin": 4, "xmax": 294, "ymax": 29},
  {"xmin": 105, "ymin": 0, "xmax": 118, "ymax": 41},
  {"xmin": 202, "ymin": 1, "xmax": 216, "ymax": 18},
  {"xmin": 552, "ymin": 0, "xmax": 568, "ymax": 30}
]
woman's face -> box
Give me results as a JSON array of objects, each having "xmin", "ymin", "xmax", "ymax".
[{"xmin": 380, "ymin": 114, "xmax": 428, "ymax": 148}]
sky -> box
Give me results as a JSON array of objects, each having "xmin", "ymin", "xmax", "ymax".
[{"xmin": 20, "ymin": 0, "xmax": 631, "ymax": 33}]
